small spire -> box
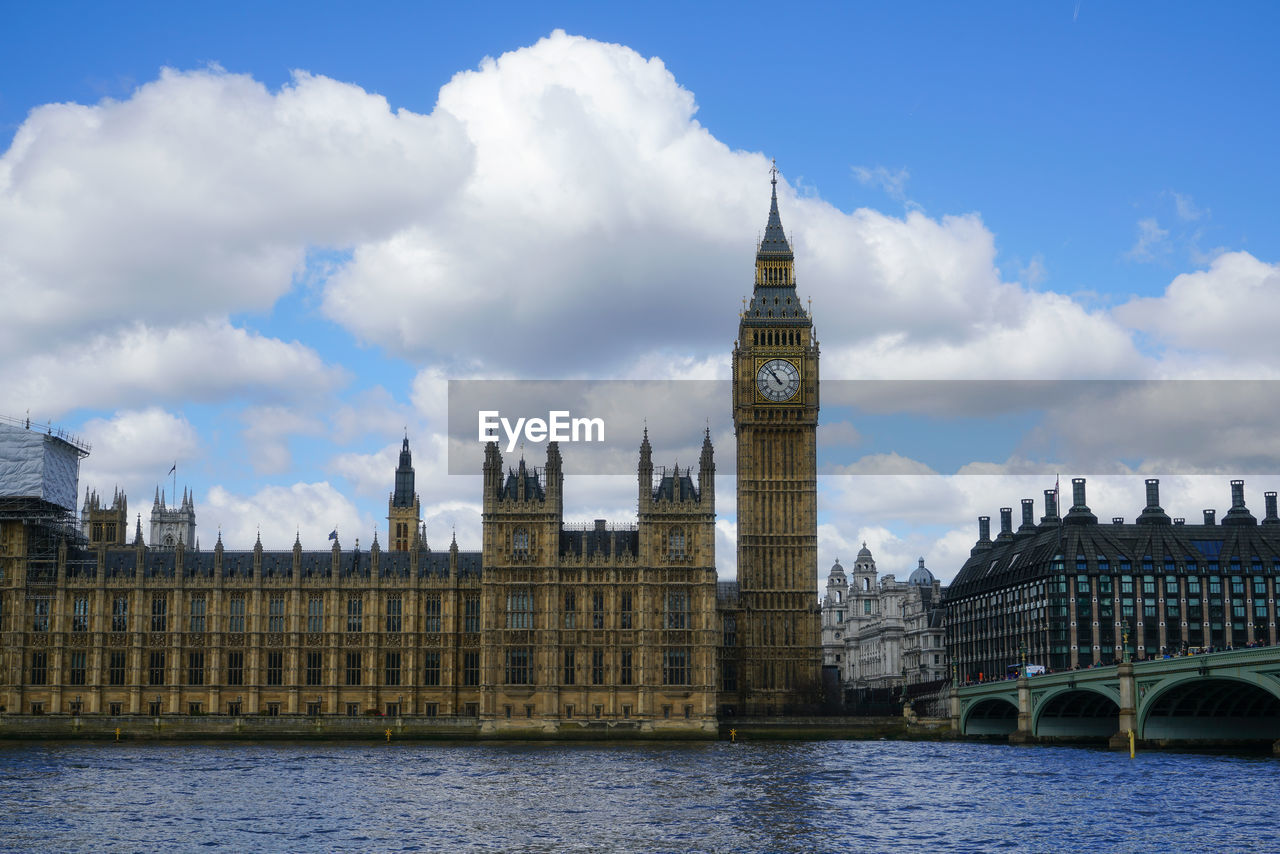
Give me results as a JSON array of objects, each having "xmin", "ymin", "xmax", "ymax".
[{"xmin": 294, "ymin": 529, "xmax": 301, "ymax": 547}]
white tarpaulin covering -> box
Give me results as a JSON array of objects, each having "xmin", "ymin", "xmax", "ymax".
[{"xmin": 0, "ymin": 422, "xmax": 81, "ymax": 511}]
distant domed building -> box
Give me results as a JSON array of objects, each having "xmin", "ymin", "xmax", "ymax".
[{"xmin": 821, "ymin": 545, "xmax": 947, "ymax": 693}]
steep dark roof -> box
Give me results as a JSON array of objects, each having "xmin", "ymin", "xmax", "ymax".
[
  {"xmin": 380, "ymin": 551, "xmax": 411, "ymax": 577},
  {"xmin": 559, "ymin": 525, "xmax": 638, "ymax": 559},
  {"xmin": 261, "ymin": 552, "xmax": 292, "ymax": 578},
  {"xmin": 502, "ymin": 464, "xmax": 544, "ymax": 501},
  {"xmin": 653, "ymin": 471, "xmax": 700, "ymax": 502},
  {"xmin": 757, "ymin": 170, "xmax": 793, "ymax": 260},
  {"xmin": 948, "ymin": 518, "xmax": 1280, "ymax": 600}
]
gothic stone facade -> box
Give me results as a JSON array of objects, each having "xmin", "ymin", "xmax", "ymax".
[{"xmin": 0, "ymin": 435, "xmax": 719, "ymax": 733}]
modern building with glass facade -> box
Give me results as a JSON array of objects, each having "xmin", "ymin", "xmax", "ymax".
[{"xmin": 945, "ymin": 478, "xmax": 1280, "ymax": 683}]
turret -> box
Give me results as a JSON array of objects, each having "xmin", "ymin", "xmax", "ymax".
[
  {"xmin": 698, "ymin": 428, "xmax": 715, "ymax": 508},
  {"xmin": 638, "ymin": 427, "xmax": 653, "ymax": 513}
]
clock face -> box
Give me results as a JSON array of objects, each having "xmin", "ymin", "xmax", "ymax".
[{"xmin": 756, "ymin": 358, "xmax": 800, "ymax": 402}]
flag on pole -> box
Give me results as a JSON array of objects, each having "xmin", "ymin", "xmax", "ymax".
[
  {"xmin": 328, "ymin": 529, "xmax": 338, "ymax": 541},
  {"xmin": 168, "ymin": 462, "xmax": 177, "ymax": 475}
]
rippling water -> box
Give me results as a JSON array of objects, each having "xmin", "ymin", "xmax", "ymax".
[{"xmin": 0, "ymin": 740, "xmax": 1276, "ymax": 853}]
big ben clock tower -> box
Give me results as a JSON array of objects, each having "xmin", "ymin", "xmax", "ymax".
[{"xmin": 732, "ymin": 165, "xmax": 821, "ymax": 714}]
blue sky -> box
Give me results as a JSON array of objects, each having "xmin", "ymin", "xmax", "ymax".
[{"xmin": 3, "ymin": 2, "xmax": 1279, "ymax": 581}]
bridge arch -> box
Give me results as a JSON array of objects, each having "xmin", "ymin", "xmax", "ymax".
[
  {"xmin": 961, "ymin": 696, "xmax": 1019, "ymax": 735},
  {"xmin": 1139, "ymin": 674, "xmax": 1280, "ymax": 741},
  {"xmin": 1032, "ymin": 685, "xmax": 1121, "ymax": 739}
]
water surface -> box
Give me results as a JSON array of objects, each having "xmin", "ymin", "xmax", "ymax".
[{"xmin": 0, "ymin": 740, "xmax": 1274, "ymax": 852}]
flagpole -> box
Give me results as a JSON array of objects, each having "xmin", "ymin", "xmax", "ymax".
[{"xmin": 172, "ymin": 463, "xmax": 177, "ymax": 508}]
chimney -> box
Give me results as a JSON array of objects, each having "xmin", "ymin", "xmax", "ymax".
[
  {"xmin": 1173, "ymin": 518, "xmax": 1185, "ymax": 526},
  {"xmin": 971, "ymin": 515, "xmax": 993, "ymax": 555},
  {"xmin": 1041, "ymin": 489, "xmax": 1060, "ymax": 525},
  {"xmin": 1203, "ymin": 509, "xmax": 1216, "ymax": 526},
  {"xmin": 1072, "ymin": 478, "xmax": 1087, "ymax": 510},
  {"xmin": 1137, "ymin": 477, "xmax": 1170, "ymax": 525},
  {"xmin": 1264, "ymin": 491, "xmax": 1279, "ymax": 525},
  {"xmin": 1223, "ymin": 479, "xmax": 1256, "ymax": 526},
  {"xmin": 1112, "ymin": 517, "xmax": 1125, "ymax": 525},
  {"xmin": 1064, "ymin": 478, "xmax": 1097, "ymax": 525},
  {"xmin": 1017, "ymin": 499, "xmax": 1036, "ymax": 535},
  {"xmin": 998, "ymin": 508, "xmax": 1014, "ymax": 539}
]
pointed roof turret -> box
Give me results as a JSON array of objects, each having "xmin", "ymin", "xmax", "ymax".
[
  {"xmin": 134, "ymin": 514, "xmax": 144, "ymax": 546},
  {"xmin": 757, "ymin": 161, "xmax": 794, "ymax": 261}
]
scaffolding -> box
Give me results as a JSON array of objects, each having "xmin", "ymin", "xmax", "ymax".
[{"xmin": 0, "ymin": 414, "xmax": 93, "ymax": 598}]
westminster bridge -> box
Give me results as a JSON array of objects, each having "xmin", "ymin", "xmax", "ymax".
[{"xmin": 952, "ymin": 646, "xmax": 1280, "ymax": 748}]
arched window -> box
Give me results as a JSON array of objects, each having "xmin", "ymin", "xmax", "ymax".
[{"xmin": 513, "ymin": 528, "xmax": 529, "ymax": 558}]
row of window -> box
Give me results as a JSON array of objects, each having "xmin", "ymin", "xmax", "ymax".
[
  {"xmin": 510, "ymin": 528, "xmax": 689, "ymax": 559},
  {"xmin": 28, "ymin": 650, "xmax": 485, "ymax": 688},
  {"xmin": 506, "ymin": 589, "xmax": 690, "ymax": 630},
  {"xmin": 15, "ymin": 593, "xmax": 477, "ymax": 634},
  {"xmin": 27, "ymin": 647, "xmax": 696, "ymax": 688}
]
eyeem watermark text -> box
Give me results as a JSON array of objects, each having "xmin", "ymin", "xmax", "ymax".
[{"xmin": 478, "ymin": 410, "xmax": 605, "ymax": 453}]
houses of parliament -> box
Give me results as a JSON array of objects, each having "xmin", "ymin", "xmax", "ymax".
[{"xmin": 0, "ymin": 175, "xmax": 821, "ymax": 732}]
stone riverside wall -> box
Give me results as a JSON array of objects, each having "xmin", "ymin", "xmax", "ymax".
[{"xmin": 0, "ymin": 714, "xmax": 957, "ymax": 742}]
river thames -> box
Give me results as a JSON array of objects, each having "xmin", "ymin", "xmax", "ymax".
[{"xmin": 0, "ymin": 739, "xmax": 1275, "ymax": 852}]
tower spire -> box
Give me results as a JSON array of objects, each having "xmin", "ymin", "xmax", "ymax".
[{"xmin": 756, "ymin": 160, "xmax": 793, "ymax": 263}]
